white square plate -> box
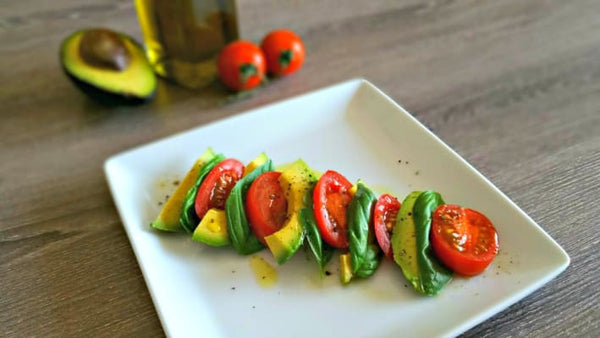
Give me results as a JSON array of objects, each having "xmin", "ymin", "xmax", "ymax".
[{"xmin": 104, "ymin": 79, "xmax": 569, "ymax": 337}]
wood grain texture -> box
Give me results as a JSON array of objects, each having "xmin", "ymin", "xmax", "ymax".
[{"xmin": 1, "ymin": 0, "xmax": 599, "ymax": 336}]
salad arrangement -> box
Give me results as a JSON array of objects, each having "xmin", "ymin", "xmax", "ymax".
[{"xmin": 151, "ymin": 149, "xmax": 499, "ymax": 296}]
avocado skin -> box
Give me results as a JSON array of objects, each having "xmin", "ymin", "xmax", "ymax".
[
  {"xmin": 62, "ymin": 71, "xmax": 155, "ymax": 106},
  {"xmin": 60, "ymin": 29, "xmax": 157, "ymax": 106}
]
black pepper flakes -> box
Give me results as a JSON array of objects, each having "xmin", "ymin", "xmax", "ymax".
[
  {"xmin": 231, "ymin": 287, "xmax": 236, "ymax": 290},
  {"xmin": 325, "ymin": 270, "xmax": 332, "ymax": 276}
]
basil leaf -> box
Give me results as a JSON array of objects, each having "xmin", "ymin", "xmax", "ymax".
[
  {"xmin": 348, "ymin": 182, "xmax": 381, "ymax": 278},
  {"xmin": 412, "ymin": 190, "xmax": 453, "ymax": 295},
  {"xmin": 354, "ymin": 243, "xmax": 382, "ymax": 278},
  {"xmin": 179, "ymin": 154, "xmax": 225, "ymax": 234},
  {"xmin": 300, "ymin": 204, "xmax": 335, "ymax": 276},
  {"xmin": 225, "ymin": 159, "xmax": 274, "ymax": 255}
]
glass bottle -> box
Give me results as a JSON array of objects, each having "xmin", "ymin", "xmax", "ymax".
[{"xmin": 135, "ymin": 0, "xmax": 239, "ymax": 89}]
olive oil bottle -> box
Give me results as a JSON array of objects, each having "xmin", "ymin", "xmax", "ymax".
[{"xmin": 135, "ymin": 0, "xmax": 239, "ymax": 89}]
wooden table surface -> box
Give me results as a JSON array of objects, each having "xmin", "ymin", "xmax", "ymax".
[{"xmin": 2, "ymin": 0, "xmax": 599, "ymax": 336}]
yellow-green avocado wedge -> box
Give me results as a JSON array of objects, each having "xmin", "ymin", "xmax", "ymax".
[
  {"xmin": 192, "ymin": 209, "xmax": 230, "ymax": 246},
  {"xmin": 264, "ymin": 159, "xmax": 318, "ymax": 264},
  {"xmin": 244, "ymin": 152, "xmax": 269, "ymax": 176},
  {"xmin": 391, "ymin": 191, "xmax": 422, "ymax": 288},
  {"xmin": 60, "ymin": 28, "xmax": 157, "ymax": 105},
  {"xmin": 150, "ymin": 148, "xmax": 216, "ymax": 232}
]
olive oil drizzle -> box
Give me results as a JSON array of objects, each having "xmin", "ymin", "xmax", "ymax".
[{"xmin": 249, "ymin": 255, "xmax": 278, "ymax": 288}]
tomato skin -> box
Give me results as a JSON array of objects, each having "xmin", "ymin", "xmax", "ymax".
[
  {"xmin": 373, "ymin": 194, "xmax": 401, "ymax": 260},
  {"xmin": 430, "ymin": 205, "xmax": 499, "ymax": 276},
  {"xmin": 194, "ymin": 159, "xmax": 244, "ymax": 219},
  {"xmin": 260, "ymin": 29, "xmax": 305, "ymax": 76},
  {"xmin": 217, "ymin": 41, "xmax": 266, "ymax": 91},
  {"xmin": 245, "ymin": 171, "xmax": 288, "ymax": 245},
  {"xmin": 313, "ymin": 170, "xmax": 353, "ymax": 249}
]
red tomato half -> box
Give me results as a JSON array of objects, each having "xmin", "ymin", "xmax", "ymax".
[
  {"xmin": 194, "ymin": 159, "xmax": 245, "ymax": 219},
  {"xmin": 217, "ymin": 41, "xmax": 266, "ymax": 91},
  {"xmin": 245, "ymin": 171, "xmax": 288, "ymax": 244},
  {"xmin": 260, "ymin": 29, "xmax": 305, "ymax": 76},
  {"xmin": 373, "ymin": 194, "xmax": 401, "ymax": 260},
  {"xmin": 313, "ymin": 170, "xmax": 353, "ymax": 249},
  {"xmin": 430, "ymin": 205, "xmax": 499, "ymax": 276}
]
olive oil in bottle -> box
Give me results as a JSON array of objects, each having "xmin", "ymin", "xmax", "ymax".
[{"xmin": 135, "ymin": 0, "xmax": 239, "ymax": 89}]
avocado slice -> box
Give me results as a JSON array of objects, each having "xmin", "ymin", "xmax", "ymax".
[
  {"xmin": 243, "ymin": 152, "xmax": 268, "ymax": 177},
  {"xmin": 60, "ymin": 28, "xmax": 157, "ymax": 105},
  {"xmin": 392, "ymin": 191, "xmax": 453, "ymax": 295},
  {"xmin": 192, "ymin": 208, "xmax": 230, "ymax": 246},
  {"xmin": 391, "ymin": 191, "xmax": 422, "ymax": 287},
  {"xmin": 150, "ymin": 148, "xmax": 216, "ymax": 232},
  {"xmin": 264, "ymin": 159, "xmax": 317, "ymax": 264}
]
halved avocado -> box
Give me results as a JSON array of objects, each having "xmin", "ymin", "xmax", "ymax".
[{"xmin": 60, "ymin": 28, "xmax": 157, "ymax": 105}]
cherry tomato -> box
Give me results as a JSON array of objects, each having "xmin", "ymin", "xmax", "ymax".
[
  {"xmin": 313, "ymin": 170, "xmax": 353, "ymax": 249},
  {"xmin": 373, "ymin": 194, "xmax": 401, "ymax": 260},
  {"xmin": 260, "ymin": 29, "xmax": 305, "ymax": 76},
  {"xmin": 430, "ymin": 205, "xmax": 499, "ymax": 276},
  {"xmin": 217, "ymin": 41, "xmax": 266, "ymax": 91},
  {"xmin": 194, "ymin": 159, "xmax": 245, "ymax": 219},
  {"xmin": 245, "ymin": 171, "xmax": 288, "ymax": 244}
]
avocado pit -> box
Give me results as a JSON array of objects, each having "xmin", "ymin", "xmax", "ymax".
[{"xmin": 79, "ymin": 29, "xmax": 131, "ymax": 71}]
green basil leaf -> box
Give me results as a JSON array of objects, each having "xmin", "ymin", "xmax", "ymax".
[
  {"xmin": 225, "ymin": 159, "xmax": 274, "ymax": 255},
  {"xmin": 300, "ymin": 203, "xmax": 335, "ymax": 276},
  {"xmin": 179, "ymin": 154, "xmax": 225, "ymax": 234},
  {"xmin": 354, "ymin": 244, "xmax": 381, "ymax": 278},
  {"xmin": 348, "ymin": 182, "xmax": 381, "ymax": 278},
  {"xmin": 413, "ymin": 190, "xmax": 453, "ymax": 295}
]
